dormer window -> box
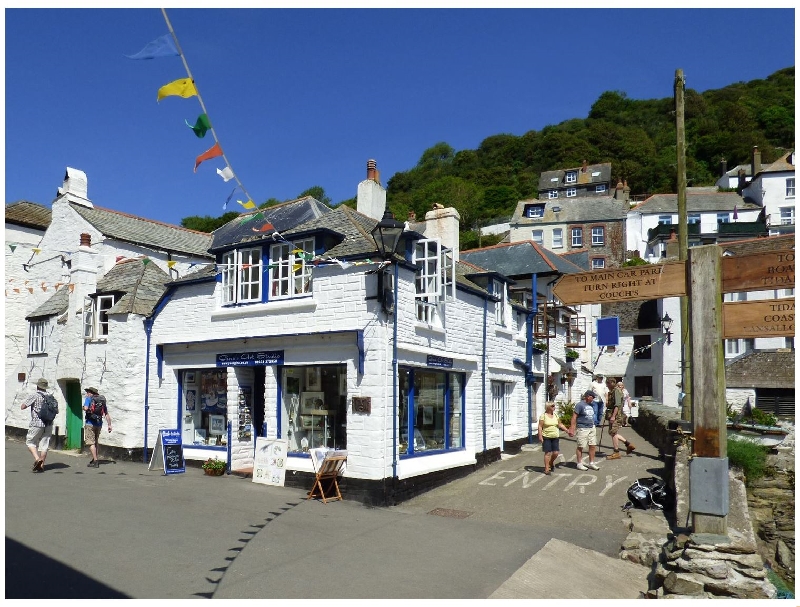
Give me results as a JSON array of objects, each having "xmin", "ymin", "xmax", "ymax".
[
  {"xmin": 221, "ymin": 247, "xmax": 264, "ymax": 305},
  {"xmin": 525, "ymin": 205, "xmax": 545, "ymax": 218},
  {"xmin": 565, "ymin": 171, "xmax": 577, "ymax": 184},
  {"xmin": 29, "ymin": 319, "xmax": 48, "ymax": 354},
  {"xmin": 414, "ymin": 239, "xmax": 456, "ymax": 326},
  {"xmin": 548, "ymin": 191, "xmax": 558, "ymax": 199},
  {"xmin": 269, "ymin": 238, "xmax": 314, "ymax": 300}
]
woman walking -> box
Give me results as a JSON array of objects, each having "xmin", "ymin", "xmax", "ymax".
[{"xmin": 538, "ymin": 401, "xmax": 571, "ymax": 475}]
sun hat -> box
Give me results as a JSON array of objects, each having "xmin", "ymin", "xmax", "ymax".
[
  {"xmin": 36, "ymin": 378, "xmax": 49, "ymax": 390},
  {"xmin": 84, "ymin": 387, "xmax": 99, "ymax": 395}
]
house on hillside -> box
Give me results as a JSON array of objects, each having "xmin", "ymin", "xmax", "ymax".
[
  {"xmin": 145, "ymin": 161, "xmax": 535, "ymax": 505},
  {"xmin": 715, "ymin": 158, "xmax": 753, "ymax": 190},
  {"xmin": 5, "ymin": 168, "xmax": 213, "ymax": 452},
  {"xmin": 740, "ymin": 147, "xmax": 795, "ymax": 237},
  {"xmin": 538, "ymin": 160, "xmax": 615, "ymax": 200}
]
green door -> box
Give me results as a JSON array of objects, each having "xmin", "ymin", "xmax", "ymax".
[{"xmin": 65, "ymin": 381, "xmax": 83, "ymax": 450}]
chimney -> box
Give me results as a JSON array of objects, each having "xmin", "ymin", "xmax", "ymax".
[
  {"xmin": 623, "ymin": 180, "xmax": 630, "ymax": 203},
  {"xmin": 581, "ymin": 159, "xmax": 588, "ymax": 173},
  {"xmin": 357, "ymin": 159, "xmax": 387, "ymax": 221},
  {"xmin": 55, "ymin": 167, "xmax": 92, "ymax": 207},
  {"xmin": 737, "ymin": 168, "xmax": 747, "ymax": 194},
  {"xmin": 421, "ymin": 206, "xmax": 461, "ymax": 261},
  {"xmin": 752, "ymin": 146, "xmax": 761, "ymax": 176},
  {"xmin": 614, "ymin": 180, "xmax": 623, "ymax": 199},
  {"xmin": 720, "ymin": 158, "xmax": 727, "ymax": 178},
  {"xmin": 79, "ymin": 233, "xmax": 91, "ymax": 247}
]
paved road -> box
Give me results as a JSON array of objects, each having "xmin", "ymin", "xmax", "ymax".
[{"xmin": 5, "ymin": 425, "xmax": 659, "ymax": 599}]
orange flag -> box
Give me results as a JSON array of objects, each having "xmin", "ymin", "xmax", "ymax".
[{"xmin": 194, "ymin": 142, "xmax": 223, "ymax": 172}]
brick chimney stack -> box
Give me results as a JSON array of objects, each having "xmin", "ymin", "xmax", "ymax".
[
  {"xmin": 357, "ymin": 159, "xmax": 387, "ymax": 220},
  {"xmin": 581, "ymin": 159, "xmax": 588, "ymax": 173},
  {"xmin": 720, "ymin": 158, "xmax": 727, "ymax": 178},
  {"xmin": 752, "ymin": 146, "xmax": 761, "ymax": 176},
  {"xmin": 79, "ymin": 233, "xmax": 91, "ymax": 247}
]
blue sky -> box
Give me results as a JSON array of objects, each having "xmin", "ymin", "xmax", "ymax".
[{"xmin": 5, "ymin": 7, "xmax": 795, "ymax": 227}]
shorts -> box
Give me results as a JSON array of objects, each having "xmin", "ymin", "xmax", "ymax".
[
  {"xmin": 542, "ymin": 437, "xmax": 560, "ymax": 453},
  {"xmin": 84, "ymin": 424, "xmax": 102, "ymax": 446},
  {"xmin": 609, "ymin": 419, "xmax": 621, "ymax": 435},
  {"xmin": 576, "ymin": 427, "xmax": 597, "ymax": 449},
  {"xmin": 26, "ymin": 425, "xmax": 53, "ymax": 451}
]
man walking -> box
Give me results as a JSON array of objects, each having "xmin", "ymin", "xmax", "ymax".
[
  {"xmin": 590, "ymin": 374, "xmax": 607, "ymax": 426},
  {"xmin": 604, "ymin": 378, "xmax": 635, "ymax": 460},
  {"xmin": 570, "ymin": 390, "xmax": 600, "ymax": 471},
  {"xmin": 83, "ymin": 387, "xmax": 112, "ymax": 467},
  {"xmin": 20, "ymin": 378, "xmax": 54, "ymax": 472}
]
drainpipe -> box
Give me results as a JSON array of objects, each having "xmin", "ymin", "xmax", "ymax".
[
  {"xmin": 482, "ymin": 295, "xmax": 487, "ymax": 454},
  {"xmin": 392, "ymin": 261, "xmax": 399, "ymax": 480},
  {"xmin": 143, "ymin": 286, "xmax": 176, "ymax": 463},
  {"xmin": 527, "ymin": 273, "xmax": 537, "ymax": 443}
]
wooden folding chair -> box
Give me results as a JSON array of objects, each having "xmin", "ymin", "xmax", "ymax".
[{"xmin": 307, "ymin": 453, "xmax": 347, "ymax": 503}]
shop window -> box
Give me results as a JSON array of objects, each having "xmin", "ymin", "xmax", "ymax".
[
  {"xmin": 414, "ymin": 239, "xmax": 456, "ymax": 326},
  {"xmin": 283, "ymin": 364, "xmax": 347, "ymax": 454},
  {"xmin": 221, "ymin": 247, "xmax": 263, "ymax": 305},
  {"xmin": 83, "ymin": 294, "xmax": 116, "ymax": 340},
  {"xmin": 268, "ymin": 238, "xmax": 314, "ymax": 300},
  {"xmin": 28, "ymin": 319, "xmax": 48, "ymax": 354},
  {"xmin": 634, "ymin": 376, "xmax": 653, "ymax": 398},
  {"xmin": 183, "ymin": 369, "xmax": 229, "ymax": 447},
  {"xmin": 399, "ymin": 367, "xmax": 464, "ymax": 456}
]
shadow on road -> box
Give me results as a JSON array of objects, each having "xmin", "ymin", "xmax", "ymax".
[{"xmin": 5, "ymin": 537, "xmax": 129, "ymax": 598}]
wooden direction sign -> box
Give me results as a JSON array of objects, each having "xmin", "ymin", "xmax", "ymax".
[
  {"xmin": 722, "ymin": 297, "xmax": 795, "ymax": 339},
  {"xmin": 552, "ymin": 261, "xmax": 686, "ymax": 305},
  {"xmin": 721, "ymin": 250, "xmax": 794, "ymax": 293}
]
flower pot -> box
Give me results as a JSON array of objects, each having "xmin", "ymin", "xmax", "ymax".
[
  {"xmin": 566, "ymin": 356, "xmax": 578, "ymax": 363},
  {"xmin": 204, "ymin": 468, "xmax": 225, "ymax": 476}
]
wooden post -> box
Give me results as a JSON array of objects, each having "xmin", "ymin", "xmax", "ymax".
[
  {"xmin": 689, "ymin": 245, "xmax": 727, "ymax": 535},
  {"xmin": 675, "ymin": 68, "xmax": 692, "ymax": 422}
]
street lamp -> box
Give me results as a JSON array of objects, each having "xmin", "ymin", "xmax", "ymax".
[
  {"xmin": 661, "ymin": 312, "xmax": 674, "ymax": 345},
  {"xmin": 370, "ymin": 210, "xmax": 405, "ymax": 260}
]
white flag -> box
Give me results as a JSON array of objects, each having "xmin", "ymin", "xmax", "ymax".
[{"xmin": 216, "ymin": 166, "xmax": 235, "ymax": 182}]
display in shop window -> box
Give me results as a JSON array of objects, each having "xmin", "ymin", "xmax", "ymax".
[
  {"xmin": 209, "ymin": 414, "xmax": 225, "ymax": 435},
  {"xmin": 185, "ymin": 389, "xmax": 196, "ymax": 411},
  {"xmin": 301, "ymin": 392, "xmax": 325, "ymax": 414},
  {"xmin": 305, "ymin": 367, "xmax": 321, "ymax": 391},
  {"xmin": 237, "ymin": 386, "xmax": 252, "ymax": 440}
]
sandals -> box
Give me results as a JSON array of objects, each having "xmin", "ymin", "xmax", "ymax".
[{"xmin": 32, "ymin": 459, "xmax": 44, "ymax": 472}]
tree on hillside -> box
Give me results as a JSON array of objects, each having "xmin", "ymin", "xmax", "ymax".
[
  {"xmin": 298, "ymin": 186, "xmax": 332, "ymax": 206},
  {"xmin": 181, "ymin": 211, "xmax": 240, "ymax": 233}
]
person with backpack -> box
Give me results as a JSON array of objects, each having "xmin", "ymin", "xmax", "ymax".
[
  {"xmin": 604, "ymin": 377, "xmax": 635, "ymax": 460},
  {"xmin": 83, "ymin": 387, "xmax": 112, "ymax": 468},
  {"xmin": 20, "ymin": 377, "xmax": 59, "ymax": 472}
]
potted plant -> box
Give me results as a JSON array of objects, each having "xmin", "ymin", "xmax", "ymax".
[
  {"xmin": 532, "ymin": 342, "xmax": 548, "ymax": 354},
  {"xmin": 202, "ymin": 457, "xmax": 226, "ymax": 476},
  {"xmin": 565, "ymin": 348, "xmax": 579, "ymax": 362}
]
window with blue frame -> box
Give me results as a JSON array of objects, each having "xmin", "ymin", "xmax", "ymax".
[
  {"xmin": 269, "ymin": 238, "xmax": 315, "ymax": 299},
  {"xmin": 221, "ymin": 247, "xmax": 263, "ymax": 305},
  {"xmin": 398, "ymin": 367, "xmax": 464, "ymax": 455}
]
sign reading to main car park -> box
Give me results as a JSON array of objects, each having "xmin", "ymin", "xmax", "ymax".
[
  {"xmin": 721, "ymin": 250, "xmax": 794, "ymax": 293},
  {"xmin": 722, "ymin": 297, "xmax": 795, "ymax": 339},
  {"xmin": 552, "ymin": 262, "xmax": 687, "ymax": 305}
]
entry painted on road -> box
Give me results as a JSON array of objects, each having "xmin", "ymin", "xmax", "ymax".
[{"xmin": 477, "ymin": 469, "xmax": 628, "ymax": 496}]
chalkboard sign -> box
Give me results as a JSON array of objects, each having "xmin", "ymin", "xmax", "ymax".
[{"xmin": 148, "ymin": 429, "xmax": 185, "ymax": 475}]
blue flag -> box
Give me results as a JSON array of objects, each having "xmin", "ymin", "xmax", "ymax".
[{"xmin": 125, "ymin": 34, "xmax": 179, "ymax": 60}]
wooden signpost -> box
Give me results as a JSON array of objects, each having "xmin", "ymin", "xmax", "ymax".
[
  {"xmin": 722, "ymin": 297, "xmax": 795, "ymax": 339},
  {"xmin": 721, "ymin": 249, "xmax": 794, "ymax": 293},
  {"xmin": 552, "ymin": 261, "xmax": 686, "ymax": 305}
]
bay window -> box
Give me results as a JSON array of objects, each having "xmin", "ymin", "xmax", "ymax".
[
  {"xmin": 282, "ymin": 364, "xmax": 347, "ymax": 454},
  {"xmin": 399, "ymin": 367, "xmax": 464, "ymax": 455}
]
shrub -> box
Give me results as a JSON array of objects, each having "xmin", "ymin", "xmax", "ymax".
[
  {"xmin": 565, "ymin": 349, "xmax": 579, "ymax": 359},
  {"xmin": 556, "ymin": 400, "xmax": 575, "ymax": 427},
  {"xmin": 750, "ymin": 408, "xmax": 778, "ymax": 427},
  {"xmin": 727, "ymin": 437, "xmax": 769, "ymax": 485},
  {"xmin": 533, "ymin": 342, "xmax": 548, "ymax": 351}
]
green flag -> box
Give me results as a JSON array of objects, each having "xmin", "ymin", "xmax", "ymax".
[{"xmin": 185, "ymin": 113, "xmax": 211, "ymax": 138}]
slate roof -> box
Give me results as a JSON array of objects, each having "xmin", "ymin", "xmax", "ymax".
[
  {"xmin": 726, "ymin": 350, "xmax": 795, "ymax": 389},
  {"xmin": 600, "ymin": 299, "xmax": 661, "ymax": 332},
  {"xmin": 511, "ymin": 196, "xmax": 627, "ymax": 225},
  {"xmin": 25, "ymin": 286, "xmax": 70, "ymax": 320},
  {"xmin": 720, "ymin": 233, "xmax": 794, "ymax": 256},
  {"xmin": 538, "ymin": 162, "xmax": 612, "ymax": 191},
  {"xmin": 757, "ymin": 150, "xmax": 794, "ymax": 174},
  {"xmin": 210, "ymin": 196, "xmax": 331, "ymax": 252},
  {"xmin": 70, "ymin": 203, "xmax": 213, "ymax": 258},
  {"xmin": 631, "ymin": 191, "xmax": 758, "ymax": 214},
  {"xmin": 559, "ymin": 249, "xmax": 590, "ymax": 271},
  {"xmin": 460, "ymin": 241, "xmax": 585, "ymax": 279},
  {"xmin": 5, "ymin": 201, "xmax": 52, "ymax": 230},
  {"xmin": 283, "ymin": 204, "xmax": 381, "ymax": 258},
  {"xmin": 167, "ymin": 263, "xmax": 219, "ymax": 286},
  {"xmin": 95, "ymin": 258, "xmax": 173, "ymax": 316}
]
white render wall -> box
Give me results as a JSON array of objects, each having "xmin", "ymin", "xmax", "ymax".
[{"xmin": 148, "ymin": 260, "xmax": 529, "ymax": 481}]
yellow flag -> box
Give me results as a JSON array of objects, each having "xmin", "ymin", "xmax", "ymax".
[
  {"xmin": 157, "ymin": 78, "xmax": 197, "ymax": 102},
  {"xmin": 167, "ymin": 260, "xmax": 176, "ymax": 269},
  {"xmin": 237, "ymin": 200, "xmax": 256, "ymax": 210}
]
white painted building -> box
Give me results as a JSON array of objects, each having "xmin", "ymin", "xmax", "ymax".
[
  {"xmin": 740, "ymin": 148, "xmax": 795, "ymax": 237},
  {"xmin": 146, "ymin": 163, "xmax": 535, "ymax": 504},
  {"xmin": 5, "ymin": 168, "xmax": 213, "ymax": 453}
]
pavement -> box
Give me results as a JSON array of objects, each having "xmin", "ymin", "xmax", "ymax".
[{"xmin": 6, "ymin": 423, "xmax": 659, "ymax": 599}]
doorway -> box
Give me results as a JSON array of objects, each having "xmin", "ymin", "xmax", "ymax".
[
  {"xmin": 253, "ymin": 366, "xmax": 265, "ymax": 436},
  {"xmin": 64, "ymin": 381, "xmax": 83, "ymax": 450}
]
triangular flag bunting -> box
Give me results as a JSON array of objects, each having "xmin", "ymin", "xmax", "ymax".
[
  {"xmin": 216, "ymin": 166, "xmax": 234, "ymax": 182},
  {"xmin": 157, "ymin": 78, "xmax": 197, "ymax": 102},
  {"xmin": 69, "ymin": 284, "xmax": 75, "ymax": 292},
  {"xmin": 167, "ymin": 260, "xmax": 176, "ymax": 269},
  {"xmin": 142, "ymin": 258, "xmax": 151, "ymax": 266},
  {"xmin": 32, "ymin": 248, "xmax": 41, "ymax": 254},
  {"xmin": 223, "ymin": 187, "xmax": 237, "ymax": 210},
  {"xmin": 125, "ymin": 34, "xmax": 179, "ymax": 60},
  {"xmin": 185, "ymin": 113, "xmax": 211, "ymax": 138},
  {"xmin": 194, "ymin": 142, "xmax": 223, "ymax": 172},
  {"xmin": 116, "ymin": 256, "xmax": 125, "ymax": 262},
  {"xmin": 252, "ymin": 222, "xmax": 275, "ymax": 233},
  {"xmin": 237, "ymin": 199, "xmax": 256, "ymax": 210},
  {"xmin": 9, "ymin": 244, "xmax": 16, "ymax": 252}
]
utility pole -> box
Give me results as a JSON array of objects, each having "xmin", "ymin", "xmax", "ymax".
[{"xmin": 675, "ymin": 69, "xmax": 692, "ymax": 422}]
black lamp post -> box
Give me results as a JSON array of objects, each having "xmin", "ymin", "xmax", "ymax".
[
  {"xmin": 370, "ymin": 210, "xmax": 405, "ymax": 259},
  {"xmin": 661, "ymin": 312, "xmax": 674, "ymax": 345}
]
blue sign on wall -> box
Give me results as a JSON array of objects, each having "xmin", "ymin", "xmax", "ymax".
[
  {"xmin": 427, "ymin": 355, "xmax": 454, "ymax": 368},
  {"xmin": 216, "ymin": 351, "xmax": 284, "ymax": 367},
  {"xmin": 597, "ymin": 317, "xmax": 620, "ymax": 347}
]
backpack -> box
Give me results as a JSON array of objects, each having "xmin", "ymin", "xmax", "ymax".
[
  {"xmin": 625, "ymin": 477, "xmax": 669, "ymax": 510},
  {"xmin": 87, "ymin": 395, "xmax": 107, "ymax": 424},
  {"xmin": 38, "ymin": 393, "xmax": 59, "ymax": 426}
]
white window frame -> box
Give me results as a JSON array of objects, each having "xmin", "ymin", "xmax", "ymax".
[
  {"xmin": 552, "ymin": 228, "xmax": 563, "ymax": 249},
  {"xmin": 531, "ymin": 230, "xmax": 544, "ymax": 245},
  {"xmin": 566, "ymin": 187, "xmax": 577, "ymax": 198},
  {"xmin": 490, "ymin": 381, "xmax": 504, "ymax": 428},
  {"xmin": 268, "ymin": 239, "xmax": 313, "ymax": 301},
  {"xmin": 414, "ymin": 239, "xmax": 455, "ymax": 325},
  {"xmin": 222, "ymin": 247, "xmax": 265, "ymax": 304},
  {"xmin": 571, "ymin": 227, "xmax": 582, "ymax": 247},
  {"xmin": 591, "ymin": 258, "xmax": 605, "ymax": 270},
  {"xmin": 688, "ymin": 213, "xmax": 701, "ymax": 224},
  {"xmin": 595, "ymin": 184, "xmax": 606, "ymax": 193},
  {"xmin": 492, "ymin": 278, "xmax": 507, "ymax": 326},
  {"xmin": 658, "ymin": 215, "xmax": 672, "ymax": 225},
  {"xmin": 786, "ymin": 178, "xmax": 795, "ymax": 198},
  {"xmin": 717, "ymin": 212, "xmax": 730, "ymax": 224},
  {"xmin": 29, "ymin": 319, "xmax": 48, "ymax": 354},
  {"xmin": 83, "ymin": 294, "xmax": 115, "ymax": 340},
  {"xmin": 548, "ymin": 190, "xmax": 558, "ymax": 199},
  {"xmin": 779, "ymin": 206, "xmax": 795, "ymax": 225},
  {"xmin": 526, "ymin": 205, "xmax": 544, "ymax": 218},
  {"xmin": 591, "ymin": 226, "xmax": 605, "ymax": 246},
  {"xmin": 565, "ymin": 171, "xmax": 577, "ymax": 184}
]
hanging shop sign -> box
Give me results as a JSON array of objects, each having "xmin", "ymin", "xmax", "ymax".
[
  {"xmin": 216, "ymin": 350, "xmax": 284, "ymax": 367},
  {"xmin": 427, "ymin": 355, "xmax": 453, "ymax": 369}
]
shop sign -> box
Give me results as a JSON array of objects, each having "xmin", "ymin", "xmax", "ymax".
[
  {"xmin": 148, "ymin": 429, "xmax": 185, "ymax": 475},
  {"xmin": 217, "ymin": 350, "xmax": 284, "ymax": 367},
  {"xmin": 427, "ymin": 355, "xmax": 453, "ymax": 368}
]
